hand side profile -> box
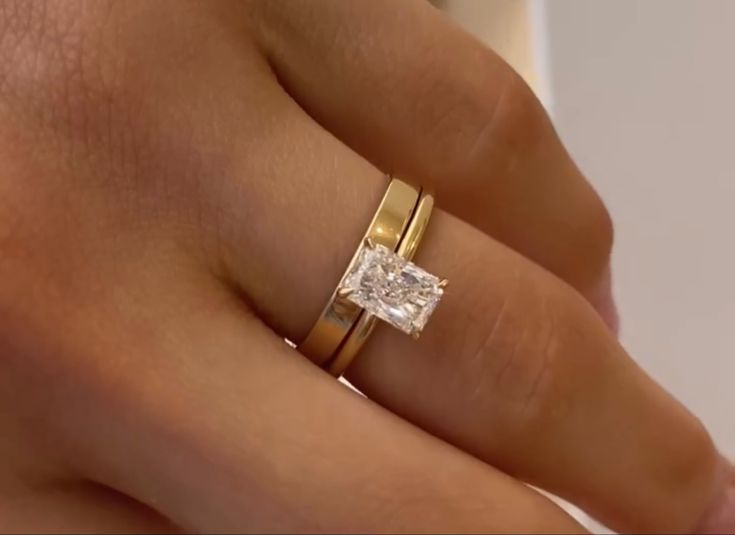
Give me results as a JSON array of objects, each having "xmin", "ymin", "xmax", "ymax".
[{"xmin": 0, "ymin": 0, "xmax": 731, "ymax": 532}]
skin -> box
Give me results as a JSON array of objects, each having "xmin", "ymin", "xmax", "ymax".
[{"xmin": 0, "ymin": 0, "xmax": 731, "ymax": 532}]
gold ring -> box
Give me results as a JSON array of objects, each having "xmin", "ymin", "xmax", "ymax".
[
  {"xmin": 326, "ymin": 191, "xmax": 442, "ymax": 377},
  {"xmin": 298, "ymin": 178, "xmax": 420, "ymax": 365},
  {"xmin": 300, "ymin": 176, "xmax": 447, "ymax": 377}
]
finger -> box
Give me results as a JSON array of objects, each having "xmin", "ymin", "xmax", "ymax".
[
  {"xmin": 1, "ymin": 368, "xmax": 173, "ymax": 533},
  {"xmin": 251, "ymin": 0, "xmax": 617, "ymax": 329},
  {"xmin": 211, "ymin": 78, "xmax": 729, "ymax": 532},
  {"xmin": 0, "ymin": 480, "xmax": 175, "ymax": 533},
  {"xmin": 8, "ymin": 268, "xmax": 583, "ymax": 533}
]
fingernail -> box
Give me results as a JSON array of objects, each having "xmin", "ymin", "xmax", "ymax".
[
  {"xmin": 696, "ymin": 461, "xmax": 735, "ymax": 534},
  {"xmin": 589, "ymin": 265, "xmax": 620, "ymax": 336},
  {"xmin": 596, "ymin": 290, "xmax": 619, "ymax": 337}
]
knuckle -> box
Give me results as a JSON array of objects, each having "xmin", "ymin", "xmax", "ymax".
[
  {"xmin": 431, "ymin": 64, "xmax": 545, "ymax": 180},
  {"xmin": 457, "ymin": 264, "xmax": 584, "ymax": 434},
  {"xmin": 1, "ymin": 1, "xmax": 90, "ymax": 97},
  {"xmin": 468, "ymin": 70, "xmax": 545, "ymax": 162},
  {"xmin": 0, "ymin": 0, "xmax": 128, "ymax": 142}
]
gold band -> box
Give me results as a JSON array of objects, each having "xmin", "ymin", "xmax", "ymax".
[
  {"xmin": 326, "ymin": 192, "xmax": 435, "ymax": 377},
  {"xmin": 298, "ymin": 178, "xmax": 420, "ymax": 365}
]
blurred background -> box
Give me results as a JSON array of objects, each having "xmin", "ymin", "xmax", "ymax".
[{"xmin": 439, "ymin": 0, "xmax": 734, "ymax": 530}]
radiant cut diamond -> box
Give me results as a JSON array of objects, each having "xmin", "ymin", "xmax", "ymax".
[{"xmin": 341, "ymin": 244, "xmax": 444, "ymax": 336}]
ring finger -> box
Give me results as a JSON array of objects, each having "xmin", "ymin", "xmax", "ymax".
[
  {"xmin": 251, "ymin": 0, "xmax": 617, "ymax": 330},
  {"xmin": 211, "ymin": 69, "xmax": 725, "ymax": 533}
]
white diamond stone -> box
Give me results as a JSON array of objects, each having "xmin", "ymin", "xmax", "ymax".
[{"xmin": 341, "ymin": 244, "xmax": 444, "ymax": 336}]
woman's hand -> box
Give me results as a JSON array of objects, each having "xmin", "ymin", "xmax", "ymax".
[{"xmin": 0, "ymin": 0, "xmax": 731, "ymax": 532}]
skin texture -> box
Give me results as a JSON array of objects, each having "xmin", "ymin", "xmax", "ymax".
[{"xmin": 0, "ymin": 0, "xmax": 731, "ymax": 533}]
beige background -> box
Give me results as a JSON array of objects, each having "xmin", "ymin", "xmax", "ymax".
[
  {"xmin": 543, "ymin": 0, "xmax": 734, "ymax": 453},
  {"xmin": 444, "ymin": 0, "xmax": 734, "ymax": 530}
]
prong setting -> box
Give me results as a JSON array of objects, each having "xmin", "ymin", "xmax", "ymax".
[
  {"xmin": 341, "ymin": 243, "xmax": 445, "ymax": 336},
  {"xmin": 336, "ymin": 287, "xmax": 354, "ymax": 299}
]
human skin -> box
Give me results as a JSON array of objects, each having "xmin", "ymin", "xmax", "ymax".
[{"xmin": 0, "ymin": 0, "xmax": 732, "ymax": 532}]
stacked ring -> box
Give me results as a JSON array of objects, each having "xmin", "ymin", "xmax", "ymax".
[{"xmin": 299, "ymin": 177, "xmax": 446, "ymax": 377}]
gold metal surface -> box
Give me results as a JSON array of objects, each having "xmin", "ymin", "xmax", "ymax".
[
  {"xmin": 326, "ymin": 192, "xmax": 435, "ymax": 377},
  {"xmin": 298, "ymin": 178, "xmax": 420, "ymax": 365}
]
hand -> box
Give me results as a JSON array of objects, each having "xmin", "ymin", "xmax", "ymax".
[{"xmin": 0, "ymin": 0, "xmax": 731, "ymax": 532}]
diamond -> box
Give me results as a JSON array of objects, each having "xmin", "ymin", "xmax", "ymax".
[{"xmin": 341, "ymin": 244, "xmax": 444, "ymax": 336}]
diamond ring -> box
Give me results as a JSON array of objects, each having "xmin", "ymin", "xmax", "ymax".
[{"xmin": 299, "ymin": 177, "xmax": 446, "ymax": 377}]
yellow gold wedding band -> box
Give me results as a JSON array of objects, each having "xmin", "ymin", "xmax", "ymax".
[{"xmin": 298, "ymin": 178, "xmax": 420, "ymax": 365}]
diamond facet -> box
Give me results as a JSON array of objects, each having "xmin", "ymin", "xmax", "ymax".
[{"xmin": 341, "ymin": 244, "xmax": 444, "ymax": 336}]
